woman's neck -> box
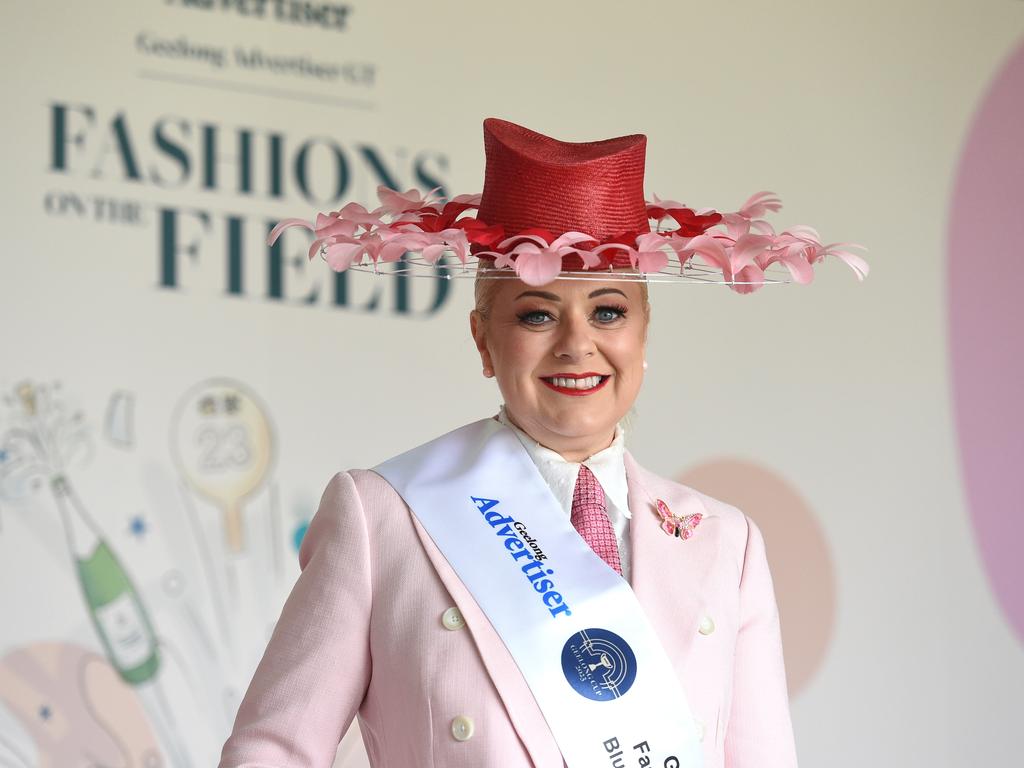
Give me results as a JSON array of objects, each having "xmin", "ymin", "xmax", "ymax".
[{"xmin": 502, "ymin": 407, "xmax": 616, "ymax": 463}]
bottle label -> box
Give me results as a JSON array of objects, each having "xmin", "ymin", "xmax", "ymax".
[{"xmin": 94, "ymin": 592, "xmax": 155, "ymax": 670}]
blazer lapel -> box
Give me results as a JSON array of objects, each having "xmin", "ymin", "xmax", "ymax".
[
  {"xmin": 625, "ymin": 451, "xmax": 722, "ymax": 668},
  {"xmin": 407, "ymin": 511, "xmax": 562, "ymax": 767}
]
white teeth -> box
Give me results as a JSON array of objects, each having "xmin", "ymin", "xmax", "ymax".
[{"xmin": 550, "ymin": 376, "xmax": 603, "ymax": 390}]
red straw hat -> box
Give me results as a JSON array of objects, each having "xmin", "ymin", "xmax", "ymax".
[
  {"xmin": 267, "ymin": 117, "xmax": 868, "ymax": 293},
  {"xmin": 477, "ymin": 118, "xmax": 649, "ymax": 247}
]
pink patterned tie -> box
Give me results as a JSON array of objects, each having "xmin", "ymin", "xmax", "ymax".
[{"xmin": 570, "ymin": 464, "xmax": 622, "ymax": 575}]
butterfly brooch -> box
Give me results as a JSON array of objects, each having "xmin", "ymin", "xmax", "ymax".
[{"xmin": 656, "ymin": 499, "xmax": 702, "ymax": 540}]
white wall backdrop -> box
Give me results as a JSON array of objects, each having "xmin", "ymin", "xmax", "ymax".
[{"xmin": 1, "ymin": 1, "xmax": 1022, "ymax": 766}]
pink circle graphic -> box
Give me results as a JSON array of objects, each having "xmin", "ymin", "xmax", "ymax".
[
  {"xmin": 948, "ymin": 36, "xmax": 1024, "ymax": 646},
  {"xmin": 677, "ymin": 459, "xmax": 835, "ymax": 696}
]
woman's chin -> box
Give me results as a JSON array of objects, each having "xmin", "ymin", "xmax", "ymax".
[{"xmin": 535, "ymin": 410, "xmax": 618, "ymax": 445}]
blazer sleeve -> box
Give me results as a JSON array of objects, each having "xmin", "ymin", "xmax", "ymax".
[
  {"xmin": 219, "ymin": 471, "xmax": 372, "ymax": 768},
  {"xmin": 724, "ymin": 514, "xmax": 799, "ymax": 768}
]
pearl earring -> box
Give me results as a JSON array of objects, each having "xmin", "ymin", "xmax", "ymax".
[
  {"xmin": 642, "ymin": 360, "xmax": 649, "ymax": 370},
  {"xmin": 482, "ymin": 366, "xmax": 494, "ymax": 378}
]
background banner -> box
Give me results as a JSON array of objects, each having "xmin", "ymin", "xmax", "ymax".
[{"xmin": 1, "ymin": 1, "xmax": 1022, "ymax": 766}]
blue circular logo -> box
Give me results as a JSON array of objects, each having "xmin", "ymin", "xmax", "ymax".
[{"xmin": 560, "ymin": 628, "xmax": 637, "ymax": 701}]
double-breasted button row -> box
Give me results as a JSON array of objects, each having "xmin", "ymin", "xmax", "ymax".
[
  {"xmin": 442, "ymin": 609, "xmax": 472, "ymax": 743},
  {"xmin": 698, "ymin": 614, "xmax": 715, "ymax": 635},
  {"xmin": 441, "ymin": 606, "xmax": 466, "ymax": 631},
  {"xmin": 451, "ymin": 715, "xmax": 474, "ymax": 741}
]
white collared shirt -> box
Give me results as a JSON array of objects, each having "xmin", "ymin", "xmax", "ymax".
[{"xmin": 496, "ymin": 406, "xmax": 632, "ymax": 581}]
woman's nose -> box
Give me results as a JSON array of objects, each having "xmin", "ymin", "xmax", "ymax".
[{"xmin": 553, "ymin": 313, "xmax": 596, "ymax": 361}]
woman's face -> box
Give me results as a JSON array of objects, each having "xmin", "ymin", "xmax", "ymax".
[{"xmin": 470, "ymin": 277, "xmax": 649, "ymax": 461}]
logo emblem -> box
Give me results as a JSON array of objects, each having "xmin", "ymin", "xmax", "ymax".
[{"xmin": 560, "ymin": 628, "xmax": 637, "ymax": 701}]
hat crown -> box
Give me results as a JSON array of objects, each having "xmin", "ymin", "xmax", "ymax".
[{"xmin": 476, "ymin": 118, "xmax": 650, "ymax": 242}]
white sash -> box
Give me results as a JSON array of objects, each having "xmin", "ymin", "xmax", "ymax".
[{"xmin": 373, "ymin": 418, "xmax": 703, "ymax": 768}]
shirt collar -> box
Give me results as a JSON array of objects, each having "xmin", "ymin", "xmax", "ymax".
[{"xmin": 495, "ymin": 405, "xmax": 631, "ymax": 520}]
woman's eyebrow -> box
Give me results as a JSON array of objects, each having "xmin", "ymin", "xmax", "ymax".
[
  {"xmin": 588, "ymin": 288, "xmax": 628, "ymax": 299},
  {"xmin": 514, "ymin": 290, "xmax": 561, "ymax": 301}
]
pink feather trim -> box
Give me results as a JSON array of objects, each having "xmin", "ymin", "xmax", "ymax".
[{"xmin": 264, "ymin": 184, "xmax": 869, "ymax": 292}]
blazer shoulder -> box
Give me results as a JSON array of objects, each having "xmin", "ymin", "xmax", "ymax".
[
  {"xmin": 316, "ymin": 467, "xmax": 406, "ymax": 499},
  {"xmin": 320, "ymin": 467, "xmax": 415, "ymax": 535},
  {"xmin": 348, "ymin": 467, "xmax": 404, "ymax": 500}
]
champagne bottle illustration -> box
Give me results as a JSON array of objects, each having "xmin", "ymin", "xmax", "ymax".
[
  {"xmin": 1, "ymin": 381, "xmax": 191, "ymax": 767},
  {"xmin": 52, "ymin": 474, "xmax": 160, "ymax": 684}
]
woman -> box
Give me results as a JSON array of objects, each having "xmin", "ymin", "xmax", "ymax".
[{"xmin": 219, "ymin": 118, "xmax": 865, "ymax": 768}]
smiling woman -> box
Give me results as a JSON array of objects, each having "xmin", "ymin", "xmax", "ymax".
[
  {"xmin": 217, "ymin": 116, "xmax": 836, "ymax": 768},
  {"xmin": 470, "ymin": 276, "xmax": 650, "ymax": 462}
]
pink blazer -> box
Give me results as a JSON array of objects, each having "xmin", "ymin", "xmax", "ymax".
[{"xmin": 219, "ymin": 450, "xmax": 798, "ymax": 768}]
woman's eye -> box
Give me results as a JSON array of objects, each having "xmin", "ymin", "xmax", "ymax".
[
  {"xmin": 593, "ymin": 306, "xmax": 627, "ymax": 324},
  {"xmin": 518, "ymin": 310, "xmax": 552, "ymax": 325}
]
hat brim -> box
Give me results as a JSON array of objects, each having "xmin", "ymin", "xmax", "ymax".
[{"xmin": 266, "ymin": 185, "xmax": 869, "ymax": 295}]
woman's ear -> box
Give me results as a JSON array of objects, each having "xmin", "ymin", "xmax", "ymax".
[{"xmin": 469, "ymin": 310, "xmax": 494, "ymax": 374}]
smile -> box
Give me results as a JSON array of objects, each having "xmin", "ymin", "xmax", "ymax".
[{"xmin": 539, "ymin": 373, "xmax": 611, "ymax": 396}]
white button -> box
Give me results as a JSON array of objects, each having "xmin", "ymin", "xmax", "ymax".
[
  {"xmin": 694, "ymin": 717, "xmax": 705, "ymax": 742},
  {"xmin": 451, "ymin": 715, "xmax": 474, "ymax": 741},
  {"xmin": 698, "ymin": 615, "xmax": 715, "ymax": 635},
  {"xmin": 441, "ymin": 607, "xmax": 466, "ymax": 631}
]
